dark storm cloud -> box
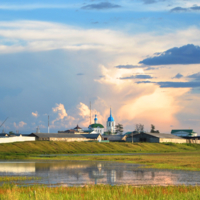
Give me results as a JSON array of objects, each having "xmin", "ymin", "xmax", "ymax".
[
  {"xmin": 139, "ymin": 44, "xmax": 200, "ymax": 65},
  {"xmin": 116, "ymin": 64, "xmax": 145, "ymax": 69},
  {"xmin": 81, "ymin": 2, "xmax": 121, "ymax": 10},
  {"xmin": 136, "ymin": 81, "xmax": 200, "ymax": 88},
  {"xmin": 187, "ymin": 72, "xmax": 200, "ymax": 80},
  {"xmin": 170, "ymin": 5, "xmax": 200, "ymax": 12},
  {"xmin": 120, "ymin": 75, "xmax": 153, "ymax": 79},
  {"xmin": 172, "ymin": 73, "xmax": 183, "ymax": 79}
]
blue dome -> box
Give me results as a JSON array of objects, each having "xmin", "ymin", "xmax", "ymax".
[
  {"xmin": 107, "ymin": 109, "xmax": 114, "ymax": 122},
  {"xmin": 94, "ymin": 114, "xmax": 98, "ymax": 123}
]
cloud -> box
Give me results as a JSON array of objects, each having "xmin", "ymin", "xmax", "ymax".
[
  {"xmin": 142, "ymin": 0, "xmax": 157, "ymax": 4},
  {"xmin": 139, "ymin": 44, "xmax": 200, "ymax": 65},
  {"xmin": 172, "ymin": 73, "xmax": 183, "ymax": 79},
  {"xmin": 77, "ymin": 73, "xmax": 84, "ymax": 76},
  {"xmin": 116, "ymin": 65, "xmax": 145, "ymax": 69},
  {"xmin": 32, "ymin": 111, "xmax": 38, "ymax": 117},
  {"xmin": 187, "ymin": 72, "xmax": 200, "ymax": 80},
  {"xmin": 0, "ymin": 4, "xmax": 74, "ymax": 10},
  {"xmin": 81, "ymin": 2, "xmax": 121, "ymax": 10},
  {"xmin": 14, "ymin": 121, "xmax": 27, "ymax": 129},
  {"xmin": 144, "ymin": 66, "xmax": 158, "ymax": 70},
  {"xmin": 51, "ymin": 103, "xmax": 75, "ymax": 129},
  {"xmin": 170, "ymin": 5, "xmax": 200, "ymax": 13},
  {"xmin": 52, "ymin": 103, "xmax": 69, "ymax": 124},
  {"xmin": 120, "ymin": 74, "xmax": 153, "ymax": 79},
  {"xmin": 136, "ymin": 81, "xmax": 200, "ymax": 88}
]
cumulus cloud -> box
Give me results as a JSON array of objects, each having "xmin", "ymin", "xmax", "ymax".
[
  {"xmin": 120, "ymin": 74, "xmax": 153, "ymax": 79},
  {"xmin": 139, "ymin": 44, "xmax": 200, "ymax": 65},
  {"xmin": 32, "ymin": 111, "xmax": 38, "ymax": 117},
  {"xmin": 81, "ymin": 2, "xmax": 121, "ymax": 10},
  {"xmin": 52, "ymin": 103, "xmax": 74, "ymax": 125},
  {"xmin": 1, "ymin": 20, "xmax": 200, "ymax": 133},
  {"xmin": 77, "ymin": 102, "xmax": 105, "ymax": 127},
  {"xmin": 170, "ymin": 5, "xmax": 200, "ymax": 12},
  {"xmin": 172, "ymin": 73, "xmax": 183, "ymax": 79},
  {"xmin": 14, "ymin": 121, "xmax": 27, "ymax": 129}
]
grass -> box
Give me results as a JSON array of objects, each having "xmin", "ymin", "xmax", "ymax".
[
  {"xmin": 32, "ymin": 151, "xmax": 200, "ymax": 171},
  {"xmin": 0, "ymin": 176, "xmax": 40, "ymax": 182},
  {"xmin": 0, "ymin": 141, "xmax": 200, "ymax": 160},
  {"xmin": 0, "ymin": 141, "xmax": 200, "ymax": 171},
  {"xmin": 0, "ymin": 184, "xmax": 199, "ymax": 200}
]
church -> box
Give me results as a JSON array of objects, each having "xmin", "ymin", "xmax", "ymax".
[{"xmin": 88, "ymin": 108, "xmax": 115, "ymax": 135}]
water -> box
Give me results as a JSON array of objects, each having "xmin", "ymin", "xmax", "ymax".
[{"xmin": 0, "ymin": 160, "xmax": 199, "ymax": 186}]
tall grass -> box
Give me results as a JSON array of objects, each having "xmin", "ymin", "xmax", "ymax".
[{"xmin": 0, "ymin": 184, "xmax": 199, "ymax": 200}]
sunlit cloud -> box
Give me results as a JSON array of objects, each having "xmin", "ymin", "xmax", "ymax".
[
  {"xmin": 13, "ymin": 121, "xmax": 27, "ymax": 129},
  {"xmin": 32, "ymin": 111, "xmax": 38, "ymax": 117}
]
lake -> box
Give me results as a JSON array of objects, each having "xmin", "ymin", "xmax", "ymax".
[{"xmin": 0, "ymin": 160, "xmax": 200, "ymax": 186}]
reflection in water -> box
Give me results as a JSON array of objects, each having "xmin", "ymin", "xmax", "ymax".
[{"xmin": 0, "ymin": 160, "xmax": 199, "ymax": 186}]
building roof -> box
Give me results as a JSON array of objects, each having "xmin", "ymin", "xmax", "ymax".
[
  {"xmin": 141, "ymin": 132, "xmax": 185, "ymax": 139},
  {"xmin": 74, "ymin": 125, "xmax": 82, "ymax": 130},
  {"xmin": 102, "ymin": 135, "xmax": 126, "ymax": 141},
  {"xmin": 107, "ymin": 108, "xmax": 114, "ymax": 122},
  {"xmin": 171, "ymin": 129, "xmax": 194, "ymax": 134},
  {"xmin": 89, "ymin": 123, "xmax": 104, "ymax": 128},
  {"xmin": 29, "ymin": 133, "xmax": 100, "ymax": 139}
]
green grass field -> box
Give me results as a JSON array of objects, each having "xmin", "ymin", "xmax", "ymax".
[
  {"xmin": 0, "ymin": 184, "xmax": 199, "ymax": 200},
  {"xmin": 0, "ymin": 141, "xmax": 200, "ymax": 171},
  {"xmin": 0, "ymin": 141, "xmax": 199, "ymax": 159}
]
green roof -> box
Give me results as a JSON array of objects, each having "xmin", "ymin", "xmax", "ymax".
[
  {"xmin": 171, "ymin": 129, "xmax": 193, "ymax": 134},
  {"xmin": 124, "ymin": 132, "xmax": 133, "ymax": 135},
  {"xmin": 89, "ymin": 123, "xmax": 104, "ymax": 128}
]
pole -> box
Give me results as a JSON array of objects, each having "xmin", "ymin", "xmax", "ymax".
[
  {"xmin": 90, "ymin": 102, "xmax": 91, "ymax": 125},
  {"xmin": 48, "ymin": 115, "xmax": 49, "ymax": 133}
]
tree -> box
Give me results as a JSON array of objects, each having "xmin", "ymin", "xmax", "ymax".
[
  {"xmin": 107, "ymin": 130, "xmax": 112, "ymax": 135},
  {"xmin": 9, "ymin": 131, "xmax": 15, "ymax": 135},
  {"xmin": 115, "ymin": 123, "xmax": 123, "ymax": 135},
  {"xmin": 135, "ymin": 124, "xmax": 144, "ymax": 133},
  {"xmin": 150, "ymin": 124, "xmax": 160, "ymax": 133}
]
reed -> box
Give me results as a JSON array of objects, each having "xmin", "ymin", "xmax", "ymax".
[{"xmin": 0, "ymin": 184, "xmax": 199, "ymax": 200}]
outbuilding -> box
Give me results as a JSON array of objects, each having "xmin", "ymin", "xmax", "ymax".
[
  {"xmin": 29, "ymin": 133, "xmax": 102, "ymax": 142},
  {"xmin": 101, "ymin": 135, "xmax": 127, "ymax": 142},
  {"xmin": 126, "ymin": 132, "xmax": 186, "ymax": 143}
]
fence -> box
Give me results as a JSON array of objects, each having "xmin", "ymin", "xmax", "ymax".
[{"xmin": 0, "ymin": 136, "xmax": 35, "ymax": 144}]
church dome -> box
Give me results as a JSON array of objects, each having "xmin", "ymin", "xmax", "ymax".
[{"xmin": 107, "ymin": 109, "xmax": 114, "ymax": 122}]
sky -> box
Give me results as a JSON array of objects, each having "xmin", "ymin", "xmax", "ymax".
[{"xmin": 1, "ymin": 0, "xmax": 200, "ymax": 134}]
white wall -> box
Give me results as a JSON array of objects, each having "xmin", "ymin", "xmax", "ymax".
[{"xmin": 0, "ymin": 136, "xmax": 35, "ymax": 144}]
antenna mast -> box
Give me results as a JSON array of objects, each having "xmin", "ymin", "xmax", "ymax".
[
  {"xmin": 48, "ymin": 115, "xmax": 49, "ymax": 133},
  {"xmin": 90, "ymin": 102, "xmax": 91, "ymax": 125}
]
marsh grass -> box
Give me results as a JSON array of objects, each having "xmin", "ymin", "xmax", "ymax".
[
  {"xmin": 0, "ymin": 184, "xmax": 199, "ymax": 200},
  {"xmin": 0, "ymin": 176, "xmax": 40, "ymax": 182}
]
